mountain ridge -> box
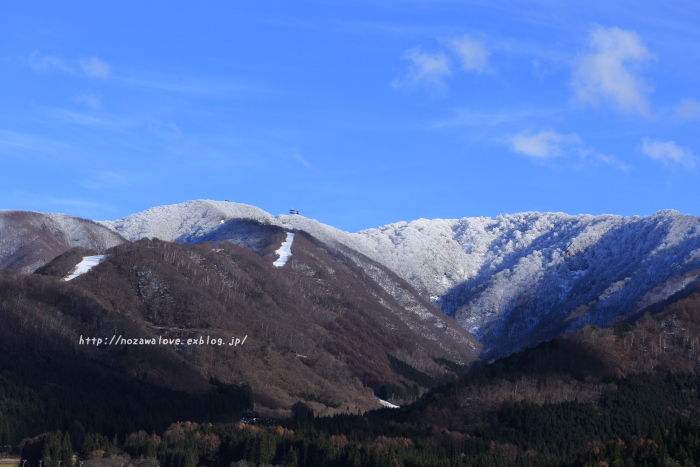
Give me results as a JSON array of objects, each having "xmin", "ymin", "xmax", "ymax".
[{"xmin": 4, "ymin": 199, "xmax": 700, "ymax": 359}]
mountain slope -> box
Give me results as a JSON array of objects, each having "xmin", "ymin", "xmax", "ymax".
[
  {"xmin": 1, "ymin": 229, "xmax": 479, "ymax": 419},
  {"xmin": 98, "ymin": 201, "xmax": 700, "ymax": 359},
  {"xmin": 278, "ymin": 210, "xmax": 700, "ymax": 358},
  {"xmin": 0, "ymin": 210, "xmax": 126, "ymax": 273}
]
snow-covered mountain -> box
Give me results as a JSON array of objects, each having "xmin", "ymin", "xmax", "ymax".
[
  {"xmin": 98, "ymin": 199, "xmax": 274, "ymax": 242},
  {"xmin": 7, "ymin": 199, "xmax": 700, "ymax": 359},
  {"xmin": 0, "ymin": 210, "xmax": 125, "ymax": 273},
  {"xmin": 97, "ymin": 200, "xmax": 700, "ymax": 358}
]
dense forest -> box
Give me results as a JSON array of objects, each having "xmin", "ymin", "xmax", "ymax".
[
  {"xmin": 10, "ymin": 370, "xmax": 700, "ymax": 467},
  {"xmin": 0, "ymin": 347, "xmax": 252, "ymax": 448},
  {"xmin": 10, "ymin": 310, "xmax": 700, "ymax": 467}
]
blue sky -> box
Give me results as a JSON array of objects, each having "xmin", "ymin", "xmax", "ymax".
[{"xmin": 1, "ymin": 1, "xmax": 699, "ymax": 232}]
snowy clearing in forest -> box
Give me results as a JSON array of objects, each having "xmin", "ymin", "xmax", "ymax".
[
  {"xmin": 273, "ymin": 232, "xmax": 294, "ymax": 267},
  {"xmin": 64, "ymin": 255, "xmax": 109, "ymax": 281},
  {"xmin": 375, "ymin": 396, "xmax": 400, "ymax": 408}
]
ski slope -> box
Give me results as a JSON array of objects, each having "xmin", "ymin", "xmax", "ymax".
[
  {"xmin": 273, "ymin": 232, "xmax": 294, "ymax": 267},
  {"xmin": 64, "ymin": 255, "xmax": 109, "ymax": 281}
]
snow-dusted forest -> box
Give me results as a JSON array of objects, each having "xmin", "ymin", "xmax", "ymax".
[{"xmin": 92, "ymin": 200, "xmax": 700, "ymax": 358}]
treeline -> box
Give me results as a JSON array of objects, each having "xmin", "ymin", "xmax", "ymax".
[
  {"xmin": 16, "ymin": 370, "xmax": 700, "ymax": 467},
  {"xmin": 489, "ymin": 372, "xmax": 700, "ymax": 459},
  {"xmin": 19, "ymin": 431, "xmax": 73, "ymax": 467},
  {"xmin": 578, "ymin": 416, "xmax": 700, "ymax": 467}
]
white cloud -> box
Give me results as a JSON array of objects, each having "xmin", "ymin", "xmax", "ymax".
[
  {"xmin": 675, "ymin": 99, "xmax": 700, "ymax": 121},
  {"xmin": 44, "ymin": 108, "xmax": 106, "ymax": 126},
  {"xmin": 508, "ymin": 130, "xmax": 628, "ymax": 169},
  {"xmin": 28, "ymin": 51, "xmax": 71, "ymax": 73},
  {"xmin": 591, "ymin": 151, "xmax": 630, "ymax": 171},
  {"xmin": 293, "ymin": 152, "xmax": 311, "ymax": 168},
  {"xmin": 395, "ymin": 46, "xmax": 451, "ymax": 89},
  {"xmin": 641, "ymin": 138, "xmax": 696, "ymax": 167},
  {"xmin": 148, "ymin": 121, "xmax": 182, "ymax": 140},
  {"xmin": 79, "ymin": 56, "xmax": 111, "ymax": 78},
  {"xmin": 76, "ymin": 93, "xmax": 101, "ymax": 109},
  {"xmin": 572, "ymin": 26, "xmax": 654, "ymax": 116},
  {"xmin": 28, "ymin": 52, "xmax": 111, "ymax": 78},
  {"xmin": 510, "ymin": 130, "xmax": 581, "ymax": 158},
  {"xmin": 448, "ymin": 35, "xmax": 490, "ymax": 73}
]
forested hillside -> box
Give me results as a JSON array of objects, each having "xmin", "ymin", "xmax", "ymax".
[{"xmin": 0, "ymin": 232, "xmax": 478, "ymax": 447}]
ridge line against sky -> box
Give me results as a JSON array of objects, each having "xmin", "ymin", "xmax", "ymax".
[{"xmin": 1, "ymin": 1, "xmax": 698, "ymax": 232}]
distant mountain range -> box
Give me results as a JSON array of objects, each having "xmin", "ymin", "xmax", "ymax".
[{"xmin": 3, "ymin": 200, "xmax": 700, "ymax": 363}]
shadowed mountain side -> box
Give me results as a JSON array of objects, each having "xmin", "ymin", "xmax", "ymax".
[
  {"xmin": 0, "ymin": 210, "xmax": 125, "ymax": 273},
  {"xmin": 387, "ymin": 288, "xmax": 700, "ymax": 437},
  {"xmin": 441, "ymin": 211, "xmax": 700, "ymax": 359},
  {"xmin": 50, "ymin": 236, "xmax": 478, "ymax": 417},
  {"xmin": 279, "ymin": 231, "xmax": 480, "ymax": 367},
  {"xmin": 298, "ymin": 234, "xmax": 481, "ymax": 364},
  {"xmin": 189, "ymin": 218, "xmax": 285, "ymax": 253},
  {"xmin": 185, "ymin": 217, "xmax": 481, "ymax": 363},
  {"xmin": 0, "ymin": 271, "xmax": 212, "ymax": 393},
  {"xmin": 183, "ymin": 219, "xmax": 481, "ymax": 364}
]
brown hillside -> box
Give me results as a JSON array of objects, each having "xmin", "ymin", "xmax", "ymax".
[{"xmin": 0, "ymin": 233, "xmax": 479, "ymax": 419}]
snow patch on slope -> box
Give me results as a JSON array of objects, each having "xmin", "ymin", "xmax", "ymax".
[
  {"xmin": 375, "ymin": 396, "xmax": 399, "ymax": 408},
  {"xmin": 64, "ymin": 255, "xmax": 109, "ymax": 281},
  {"xmin": 273, "ymin": 233, "xmax": 294, "ymax": 267}
]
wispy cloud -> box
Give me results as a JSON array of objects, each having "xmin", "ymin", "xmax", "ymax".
[
  {"xmin": 293, "ymin": 151, "xmax": 311, "ymax": 168},
  {"xmin": 429, "ymin": 107, "xmax": 560, "ymax": 129},
  {"xmin": 675, "ymin": 99, "xmax": 700, "ymax": 121},
  {"xmin": 508, "ymin": 129, "xmax": 628, "ymax": 169},
  {"xmin": 0, "ymin": 129, "xmax": 68, "ymax": 157},
  {"xmin": 49, "ymin": 198, "xmax": 113, "ymax": 210},
  {"xmin": 641, "ymin": 138, "xmax": 696, "ymax": 167},
  {"xmin": 27, "ymin": 51, "xmax": 72, "ymax": 73},
  {"xmin": 394, "ymin": 46, "xmax": 451, "ymax": 90},
  {"xmin": 28, "ymin": 51, "xmax": 112, "ymax": 78},
  {"xmin": 79, "ymin": 56, "xmax": 111, "ymax": 78},
  {"xmin": 148, "ymin": 120, "xmax": 182, "ymax": 140},
  {"xmin": 509, "ymin": 130, "xmax": 580, "ymax": 158},
  {"xmin": 43, "ymin": 108, "xmax": 106, "ymax": 126},
  {"xmin": 76, "ymin": 93, "xmax": 101, "ymax": 109},
  {"xmin": 579, "ymin": 147, "xmax": 630, "ymax": 171},
  {"xmin": 42, "ymin": 107, "xmax": 132, "ymax": 130},
  {"xmin": 76, "ymin": 171, "xmax": 136, "ymax": 190},
  {"xmin": 447, "ymin": 35, "xmax": 490, "ymax": 73},
  {"xmin": 430, "ymin": 110, "xmax": 511, "ymax": 129},
  {"xmin": 572, "ymin": 26, "xmax": 655, "ymax": 116},
  {"xmin": 395, "ymin": 34, "xmax": 492, "ymax": 91}
]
